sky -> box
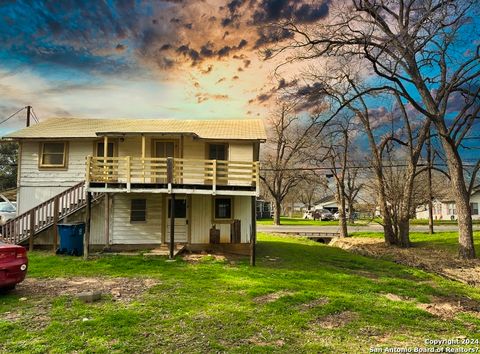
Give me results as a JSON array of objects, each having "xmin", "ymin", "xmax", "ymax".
[{"xmin": 0, "ymin": 0, "xmax": 331, "ymax": 135}]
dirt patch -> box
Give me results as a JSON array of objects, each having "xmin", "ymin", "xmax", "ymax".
[
  {"xmin": 253, "ymin": 291, "xmax": 294, "ymax": 304},
  {"xmin": 313, "ymin": 311, "xmax": 357, "ymax": 329},
  {"xmin": 417, "ymin": 296, "xmax": 480, "ymax": 320},
  {"xmin": 383, "ymin": 293, "xmax": 412, "ymax": 302},
  {"xmin": 182, "ymin": 252, "xmax": 244, "ymax": 265},
  {"xmin": 330, "ymin": 237, "xmax": 480, "ymax": 286},
  {"xmin": 298, "ymin": 297, "xmax": 329, "ymax": 311},
  {"xmin": 12, "ymin": 277, "xmax": 160, "ymax": 303}
]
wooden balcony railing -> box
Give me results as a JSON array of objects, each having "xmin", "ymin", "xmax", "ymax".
[{"xmin": 86, "ymin": 156, "xmax": 260, "ymax": 194}]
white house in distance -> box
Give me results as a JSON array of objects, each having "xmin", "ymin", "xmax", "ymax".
[
  {"xmin": 1, "ymin": 118, "xmax": 266, "ymax": 257},
  {"xmin": 314, "ymin": 195, "xmax": 340, "ymax": 213},
  {"xmin": 415, "ymin": 186, "xmax": 480, "ymax": 220}
]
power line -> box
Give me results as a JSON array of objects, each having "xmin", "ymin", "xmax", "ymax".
[
  {"xmin": 260, "ymin": 162, "xmax": 480, "ymax": 172},
  {"xmin": 31, "ymin": 108, "xmax": 40, "ymax": 124},
  {"xmin": 0, "ymin": 107, "xmax": 25, "ymax": 126}
]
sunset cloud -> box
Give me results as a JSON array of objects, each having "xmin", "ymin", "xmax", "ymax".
[{"xmin": 0, "ymin": 0, "xmax": 332, "ymax": 134}]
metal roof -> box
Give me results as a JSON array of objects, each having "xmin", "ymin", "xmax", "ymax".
[{"xmin": 3, "ymin": 117, "xmax": 267, "ymax": 141}]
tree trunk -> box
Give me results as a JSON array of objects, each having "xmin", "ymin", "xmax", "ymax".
[
  {"xmin": 274, "ymin": 199, "xmax": 281, "ymax": 226},
  {"xmin": 335, "ymin": 180, "xmax": 348, "ymax": 238},
  {"xmin": 398, "ymin": 217, "xmax": 411, "ymax": 248},
  {"xmin": 439, "ymin": 136, "xmax": 475, "ymax": 258}
]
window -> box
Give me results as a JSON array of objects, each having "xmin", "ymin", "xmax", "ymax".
[
  {"xmin": 208, "ymin": 144, "xmax": 228, "ymax": 160},
  {"xmin": 40, "ymin": 142, "xmax": 67, "ymax": 168},
  {"xmin": 96, "ymin": 142, "xmax": 115, "ymax": 157},
  {"xmin": 214, "ymin": 197, "xmax": 232, "ymax": 220},
  {"xmin": 130, "ymin": 199, "xmax": 147, "ymax": 222},
  {"xmin": 167, "ymin": 199, "xmax": 187, "ymax": 218},
  {"xmin": 447, "ymin": 203, "xmax": 456, "ymax": 215},
  {"xmin": 471, "ymin": 203, "xmax": 479, "ymax": 215}
]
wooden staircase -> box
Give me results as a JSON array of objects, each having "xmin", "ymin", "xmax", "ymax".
[{"xmin": 0, "ymin": 182, "xmax": 103, "ymax": 246}]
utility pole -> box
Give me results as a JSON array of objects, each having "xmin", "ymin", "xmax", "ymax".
[
  {"xmin": 26, "ymin": 105, "xmax": 32, "ymax": 127},
  {"xmin": 426, "ymin": 129, "xmax": 434, "ymax": 234}
]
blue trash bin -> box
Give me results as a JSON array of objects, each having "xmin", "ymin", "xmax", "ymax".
[{"xmin": 57, "ymin": 222, "xmax": 85, "ymax": 256}]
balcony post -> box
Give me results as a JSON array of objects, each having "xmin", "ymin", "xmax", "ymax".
[
  {"xmin": 126, "ymin": 156, "xmax": 131, "ymax": 192},
  {"xmin": 167, "ymin": 157, "xmax": 173, "ymax": 193},
  {"xmin": 85, "ymin": 155, "xmax": 91, "ymax": 188},
  {"xmin": 212, "ymin": 160, "xmax": 217, "ymax": 195},
  {"xmin": 103, "ymin": 135, "xmax": 108, "ymax": 183},
  {"xmin": 141, "ymin": 134, "xmax": 146, "ymax": 183},
  {"xmin": 255, "ymin": 162, "xmax": 260, "ymax": 197}
]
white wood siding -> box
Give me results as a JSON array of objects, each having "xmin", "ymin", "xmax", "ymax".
[
  {"xmin": 111, "ymin": 193, "xmax": 162, "ymax": 244},
  {"xmin": 190, "ymin": 195, "xmax": 251, "ymax": 244},
  {"xmin": 20, "ymin": 140, "xmax": 91, "ymax": 187},
  {"xmin": 182, "ymin": 136, "xmax": 206, "ymax": 184},
  {"xmin": 229, "ymin": 142, "xmax": 253, "ymax": 162}
]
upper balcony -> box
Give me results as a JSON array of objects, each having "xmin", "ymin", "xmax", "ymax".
[{"xmin": 86, "ymin": 156, "xmax": 260, "ymax": 196}]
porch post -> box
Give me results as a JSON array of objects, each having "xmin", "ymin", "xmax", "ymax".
[
  {"xmin": 83, "ymin": 191, "xmax": 92, "ymax": 260},
  {"xmin": 141, "ymin": 134, "xmax": 146, "ymax": 183},
  {"xmin": 250, "ymin": 195, "xmax": 257, "ymax": 266},
  {"xmin": 104, "ymin": 193, "xmax": 110, "ymax": 249},
  {"xmin": 169, "ymin": 193, "xmax": 175, "ymax": 259}
]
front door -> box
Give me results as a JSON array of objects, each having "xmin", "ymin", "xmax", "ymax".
[
  {"xmin": 166, "ymin": 196, "xmax": 188, "ymax": 243},
  {"xmin": 154, "ymin": 141, "xmax": 176, "ymax": 183}
]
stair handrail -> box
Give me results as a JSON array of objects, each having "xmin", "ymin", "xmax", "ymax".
[{"xmin": 0, "ymin": 182, "xmax": 102, "ymax": 245}]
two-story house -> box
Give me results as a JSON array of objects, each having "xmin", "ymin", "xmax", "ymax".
[{"xmin": 1, "ymin": 118, "xmax": 265, "ymax": 257}]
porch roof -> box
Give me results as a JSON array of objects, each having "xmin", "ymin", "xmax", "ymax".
[{"xmin": 3, "ymin": 117, "xmax": 267, "ymax": 141}]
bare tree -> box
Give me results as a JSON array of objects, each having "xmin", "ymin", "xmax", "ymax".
[
  {"xmin": 322, "ymin": 114, "xmax": 358, "ymax": 238},
  {"xmin": 295, "ymin": 172, "xmax": 328, "ymax": 211},
  {"xmin": 269, "ymin": 1, "xmax": 480, "ymax": 257},
  {"xmin": 260, "ymin": 102, "xmax": 324, "ymax": 225}
]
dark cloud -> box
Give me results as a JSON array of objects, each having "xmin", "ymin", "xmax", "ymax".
[
  {"xmin": 115, "ymin": 44, "xmax": 126, "ymax": 51},
  {"xmin": 254, "ymin": 27, "xmax": 294, "ymax": 48},
  {"xmin": 253, "ymin": 0, "xmax": 330, "ymax": 25}
]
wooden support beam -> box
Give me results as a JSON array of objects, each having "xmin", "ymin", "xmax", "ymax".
[
  {"xmin": 104, "ymin": 193, "xmax": 110, "ymax": 249},
  {"xmin": 141, "ymin": 134, "xmax": 146, "ymax": 183},
  {"xmin": 169, "ymin": 194, "xmax": 175, "ymax": 259},
  {"xmin": 250, "ymin": 196, "xmax": 256, "ymax": 266},
  {"xmin": 83, "ymin": 192, "xmax": 92, "ymax": 260},
  {"xmin": 53, "ymin": 196, "xmax": 59, "ymax": 253}
]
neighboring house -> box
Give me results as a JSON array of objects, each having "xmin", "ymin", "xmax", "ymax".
[
  {"xmin": 256, "ymin": 199, "xmax": 272, "ymax": 219},
  {"xmin": 1, "ymin": 118, "xmax": 266, "ymax": 255},
  {"xmin": 314, "ymin": 195, "xmax": 340, "ymax": 213},
  {"xmin": 415, "ymin": 187, "xmax": 480, "ymax": 220}
]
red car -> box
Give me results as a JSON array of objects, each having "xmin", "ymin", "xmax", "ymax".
[{"xmin": 0, "ymin": 241, "xmax": 28, "ymax": 291}]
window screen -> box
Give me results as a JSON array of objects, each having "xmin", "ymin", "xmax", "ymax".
[
  {"xmin": 41, "ymin": 142, "xmax": 66, "ymax": 167},
  {"xmin": 130, "ymin": 199, "xmax": 147, "ymax": 222},
  {"xmin": 208, "ymin": 144, "xmax": 227, "ymax": 160},
  {"xmin": 167, "ymin": 199, "xmax": 187, "ymax": 218},
  {"xmin": 214, "ymin": 198, "xmax": 232, "ymax": 219}
]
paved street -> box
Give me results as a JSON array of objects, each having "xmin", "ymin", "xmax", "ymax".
[{"xmin": 257, "ymin": 223, "xmax": 480, "ymax": 234}]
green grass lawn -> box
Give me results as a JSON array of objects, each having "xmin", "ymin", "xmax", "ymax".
[
  {"xmin": 1, "ymin": 233, "xmax": 480, "ymax": 353},
  {"xmin": 350, "ymin": 231, "xmax": 480, "ymax": 254},
  {"xmin": 259, "ymin": 217, "xmax": 480, "ymax": 226},
  {"xmin": 256, "ymin": 217, "xmax": 366, "ymax": 226}
]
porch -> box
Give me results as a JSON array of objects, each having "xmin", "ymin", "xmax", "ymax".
[{"xmin": 86, "ymin": 156, "xmax": 260, "ymax": 196}]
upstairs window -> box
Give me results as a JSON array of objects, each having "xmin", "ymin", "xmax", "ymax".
[
  {"xmin": 39, "ymin": 142, "xmax": 68, "ymax": 168},
  {"xmin": 208, "ymin": 144, "xmax": 228, "ymax": 161},
  {"xmin": 130, "ymin": 199, "xmax": 147, "ymax": 222}
]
